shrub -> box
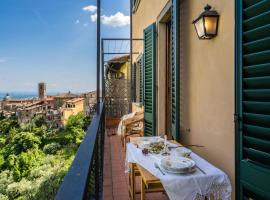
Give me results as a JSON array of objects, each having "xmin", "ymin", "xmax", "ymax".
[
  {"xmin": 43, "ymin": 143, "xmax": 61, "ymax": 155},
  {"xmin": 10, "ymin": 132, "xmax": 41, "ymax": 154},
  {"xmin": 9, "ymin": 150, "xmax": 44, "ymax": 181}
]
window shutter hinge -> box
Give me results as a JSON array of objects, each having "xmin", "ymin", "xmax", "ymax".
[{"xmin": 234, "ymin": 113, "xmax": 241, "ymax": 123}]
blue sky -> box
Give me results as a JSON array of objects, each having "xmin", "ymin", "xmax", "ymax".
[{"xmin": 0, "ymin": 0, "xmax": 130, "ymax": 93}]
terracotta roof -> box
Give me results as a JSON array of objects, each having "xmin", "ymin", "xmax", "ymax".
[
  {"xmin": 54, "ymin": 91, "xmax": 78, "ymax": 98},
  {"xmin": 108, "ymin": 55, "xmax": 130, "ymax": 63},
  {"xmin": 65, "ymin": 98, "xmax": 84, "ymax": 103}
]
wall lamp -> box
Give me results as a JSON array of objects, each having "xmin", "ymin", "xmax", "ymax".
[{"xmin": 192, "ymin": 4, "xmax": 219, "ymax": 39}]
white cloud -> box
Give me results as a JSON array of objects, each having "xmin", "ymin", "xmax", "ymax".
[
  {"xmin": 75, "ymin": 19, "xmax": 80, "ymax": 24},
  {"xmin": 91, "ymin": 12, "xmax": 130, "ymax": 27},
  {"xmin": 83, "ymin": 5, "xmax": 97, "ymax": 13},
  {"xmin": 90, "ymin": 13, "xmax": 97, "ymax": 22},
  {"xmin": 83, "ymin": 23, "xmax": 89, "ymax": 27}
]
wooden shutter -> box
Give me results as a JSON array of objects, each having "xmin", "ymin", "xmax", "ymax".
[
  {"xmin": 236, "ymin": 0, "xmax": 270, "ymax": 199},
  {"xmin": 143, "ymin": 23, "xmax": 156, "ymax": 136},
  {"xmin": 171, "ymin": 0, "xmax": 180, "ymax": 140}
]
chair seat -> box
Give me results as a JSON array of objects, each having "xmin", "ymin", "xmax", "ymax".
[{"xmin": 132, "ymin": 127, "xmax": 143, "ymax": 131}]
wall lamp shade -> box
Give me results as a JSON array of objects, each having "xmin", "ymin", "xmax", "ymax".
[{"xmin": 192, "ymin": 5, "xmax": 219, "ymax": 39}]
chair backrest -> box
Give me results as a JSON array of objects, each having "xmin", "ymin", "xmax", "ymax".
[
  {"xmin": 122, "ymin": 112, "xmax": 144, "ymax": 126},
  {"xmin": 106, "ymin": 117, "xmax": 121, "ymax": 128}
]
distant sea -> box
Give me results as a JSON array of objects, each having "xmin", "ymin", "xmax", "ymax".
[{"xmin": 0, "ymin": 92, "xmax": 58, "ymax": 100}]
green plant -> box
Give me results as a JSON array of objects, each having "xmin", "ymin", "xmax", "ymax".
[
  {"xmin": 10, "ymin": 132, "xmax": 41, "ymax": 154},
  {"xmin": 43, "ymin": 143, "xmax": 61, "ymax": 155}
]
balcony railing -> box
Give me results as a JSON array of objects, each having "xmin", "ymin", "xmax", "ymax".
[{"xmin": 56, "ymin": 102, "xmax": 105, "ymax": 200}]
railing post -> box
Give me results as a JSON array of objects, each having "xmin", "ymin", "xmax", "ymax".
[
  {"xmin": 129, "ymin": 0, "xmax": 133, "ymax": 113},
  {"xmin": 102, "ymin": 39, "xmax": 105, "ymax": 101},
  {"xmin": 96, "ymin": 0, "xmax": 101, "ymax": 113}
]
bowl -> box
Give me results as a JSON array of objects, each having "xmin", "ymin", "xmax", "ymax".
[{"xmin": 175, "ymin": 147, "xmax": 192, "ymax": 157}]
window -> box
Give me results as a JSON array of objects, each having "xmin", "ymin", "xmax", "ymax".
[{"xmin": 132, "ymin": 0, "xmax": 141, "ymax": 13}]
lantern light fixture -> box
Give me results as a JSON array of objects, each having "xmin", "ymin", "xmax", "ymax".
[{"xmin": 192, "ymin": 4, "xmax": 219, "ymax": 39}]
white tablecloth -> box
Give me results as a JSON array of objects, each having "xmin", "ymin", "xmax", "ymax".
[{"xmin": 126, "ymin": 142, "xmax": 232, "ymax": 200}]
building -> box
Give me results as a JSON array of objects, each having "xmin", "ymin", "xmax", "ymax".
[
  {"xmin": 54, "ymin": 91, "xmax": 79, "ymax": 108},
  {"xmin": 80, "ymin": 91, "xmax": 96, "ymax": 115},
  {"xmin": 106, "ymin": 55, "xmax": 130, "ymax": 79},
  {"xmin": 1, "ymin": 93, "xmax": 38, "ymax": 113},
  {"xmin": 16, "ymin": 101, "xmax": 44, "ymax": 124},
  {"xmin": 61, "ymin": 98, "xmax": 84, "ymax": 125},
  {"xmin": 130, "ymin": 0, "xmax": 237, "ymax": 197}
]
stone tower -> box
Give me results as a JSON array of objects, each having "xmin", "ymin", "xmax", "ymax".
[{"xmin": 38, "ymin": 82, "xmax": 46, "ymax": 99}]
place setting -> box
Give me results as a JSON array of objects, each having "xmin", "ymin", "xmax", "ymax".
[
  {"xmin": 129, "ymin": 135, "xmax": 205, "ymax": 176},
  {"xmin": 126, "ymin": 135, "xmax": 232, "ymax": 200}
]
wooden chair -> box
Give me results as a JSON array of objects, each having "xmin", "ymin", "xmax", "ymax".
[
  {"xmin": 121, "ymin": 111, "xmax": 144, "ymax": 151},
  {"xmin": 137, "ymin": 164, "xmax": 165, "ymax": 200},
  {"xmin": 106, "ymin": 117, "xmax": 121, "ymax": 136},
  {"xmin": 129, "ymin": 163, "xmax": 141, "ymax": 200}
]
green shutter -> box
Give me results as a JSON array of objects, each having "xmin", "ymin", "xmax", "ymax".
[
  {"xmin": 143, "ymin": 23, "xmax": 156, "ymax": 136},
  {"xmin": 171, "ymin": 0, "xmax": 180, "ymax": 141},
  {"xmin": 132, "ymin": 64, "xmax": 136, "ymax": 102},
  {"xmin": 236, "ymin": 0, "xmax": 270, "ymax": 199},
  {"xmin": 139, "ymin": 55, "xmax": 144, "ymax": 104}
]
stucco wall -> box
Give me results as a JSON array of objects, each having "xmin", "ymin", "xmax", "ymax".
[
  {"xmin": 132, "ymin": 0, "xmax": 170, "ymax": 134},
  {"xmin": 179, "ymin": 1, "xmax": 235, "ymax": 198},
  {"xmin": 132, "ymin": 0, "xmax": 169, "ymax": 57},
  {"xmin": 119, "ymin": 62, "xmax": 130, "ymax": 80}
]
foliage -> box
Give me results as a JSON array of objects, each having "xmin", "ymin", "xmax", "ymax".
[
  {"xmin": 9, "ymin": 132, "xmax": 41, "ymax": 155},
  {"xmin": 0, "ymin": 112, "xmax": 91, "ymax": 199},
  {"xmin": 0, "ymin": 117, "xmax": 19, "ymax": 135},
  {"xmin": 43, "ymin": 143, "xmax": 61, "ymax": 155}
]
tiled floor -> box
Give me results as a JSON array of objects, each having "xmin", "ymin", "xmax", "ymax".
[{"xmin": 103, "ymin": 133, "xmax": 169, "ymax": 200}]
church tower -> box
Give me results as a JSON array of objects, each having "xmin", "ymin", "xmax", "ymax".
[{"xmin": 38, "ymin": 82, "xmax": 46, "ymax": 99}]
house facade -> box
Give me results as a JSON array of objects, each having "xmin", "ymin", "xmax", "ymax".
[
  {"xmin": 131, "ymin": 0, "xmax": 269, "ymax": 199},
  {"xmin": 61, "ymin": 98, "xmax": 85, "ymax": 125}
]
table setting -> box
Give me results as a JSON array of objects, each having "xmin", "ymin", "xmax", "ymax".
[{"xmin": 126, "ymin": 136, "xmax": 232, "ymax": 200}]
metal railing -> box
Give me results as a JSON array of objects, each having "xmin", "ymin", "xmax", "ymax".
[{"xmin": 55, "ymin": 102, "xmax": 105, "ymax": 200}]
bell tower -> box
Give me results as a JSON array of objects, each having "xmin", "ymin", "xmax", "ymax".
[{"xmin": 38, "ymin": 82, "xmax": 46, "ymax": 99}]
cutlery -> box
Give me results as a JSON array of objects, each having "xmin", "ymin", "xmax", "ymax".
[
  {"xmin": 168, "ymin": 145, "xmax": 204, "ymax": 150},
  {"xmin": 196, "ymin": 165, "xmax": 206, "ymax": 175},
  {"xmin": 154, "ymin": 163, "xmax": 165, "ymax": 175}
]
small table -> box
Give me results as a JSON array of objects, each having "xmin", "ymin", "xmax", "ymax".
[
  {"xmin": 126, "ymin": 137, "xmax": 232, "ymax": 200},
  {"xmin": 129, "ymin": 138, "xmax": 179, "ymax": 200}
]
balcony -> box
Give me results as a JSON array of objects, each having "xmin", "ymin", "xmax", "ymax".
[{"xmin": 56, "ymin": 102, "xmax": 168, "ymax": 200}]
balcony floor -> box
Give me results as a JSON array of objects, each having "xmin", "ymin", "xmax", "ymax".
[{"xmin": 103, "ymin": 133, "xmax": 169, "ymax": 200}]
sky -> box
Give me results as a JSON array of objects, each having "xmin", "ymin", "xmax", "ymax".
[{"xmin": 0, "ymin": 0, "xmax": 130, "ymax": 93}]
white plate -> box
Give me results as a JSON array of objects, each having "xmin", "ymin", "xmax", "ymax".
[
  {"xmin": 161, "ymin": 165, "xmax": 196, "ymax": 174},
  {"xmin": 160, "ymin": 156, "xmax": 196, "ymax": 172},
  {"xmin": 175, "ymin": 147, "xmax": 192, "ymax": 157},
  {"xmin": 137, "ymin": 137, "xmax": 163, "ymax": 149}
]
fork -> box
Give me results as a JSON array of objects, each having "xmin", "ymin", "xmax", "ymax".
[{"xmin": 154, "ymin": 163, "xmax": 165, "ymax": 175}]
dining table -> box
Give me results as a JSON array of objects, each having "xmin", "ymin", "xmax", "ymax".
[{"xmin": 126, "ymin": 137, "xmax": 232, "ymax": 200}]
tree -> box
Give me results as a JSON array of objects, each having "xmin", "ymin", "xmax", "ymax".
[
  {"xmin": 10, "ymin": 132, "xmax": 41, "ymax": 154},
  {"xmin": 65, "ymin": 112, "xmax": 85, "ymax": 130},
  {"xmin": 43, "ymin": 143, "xmax": 61, "ymax": 155},
  {"xmin": 7, "ymin": 149, "xmax": 44, "ymax": 181}
]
